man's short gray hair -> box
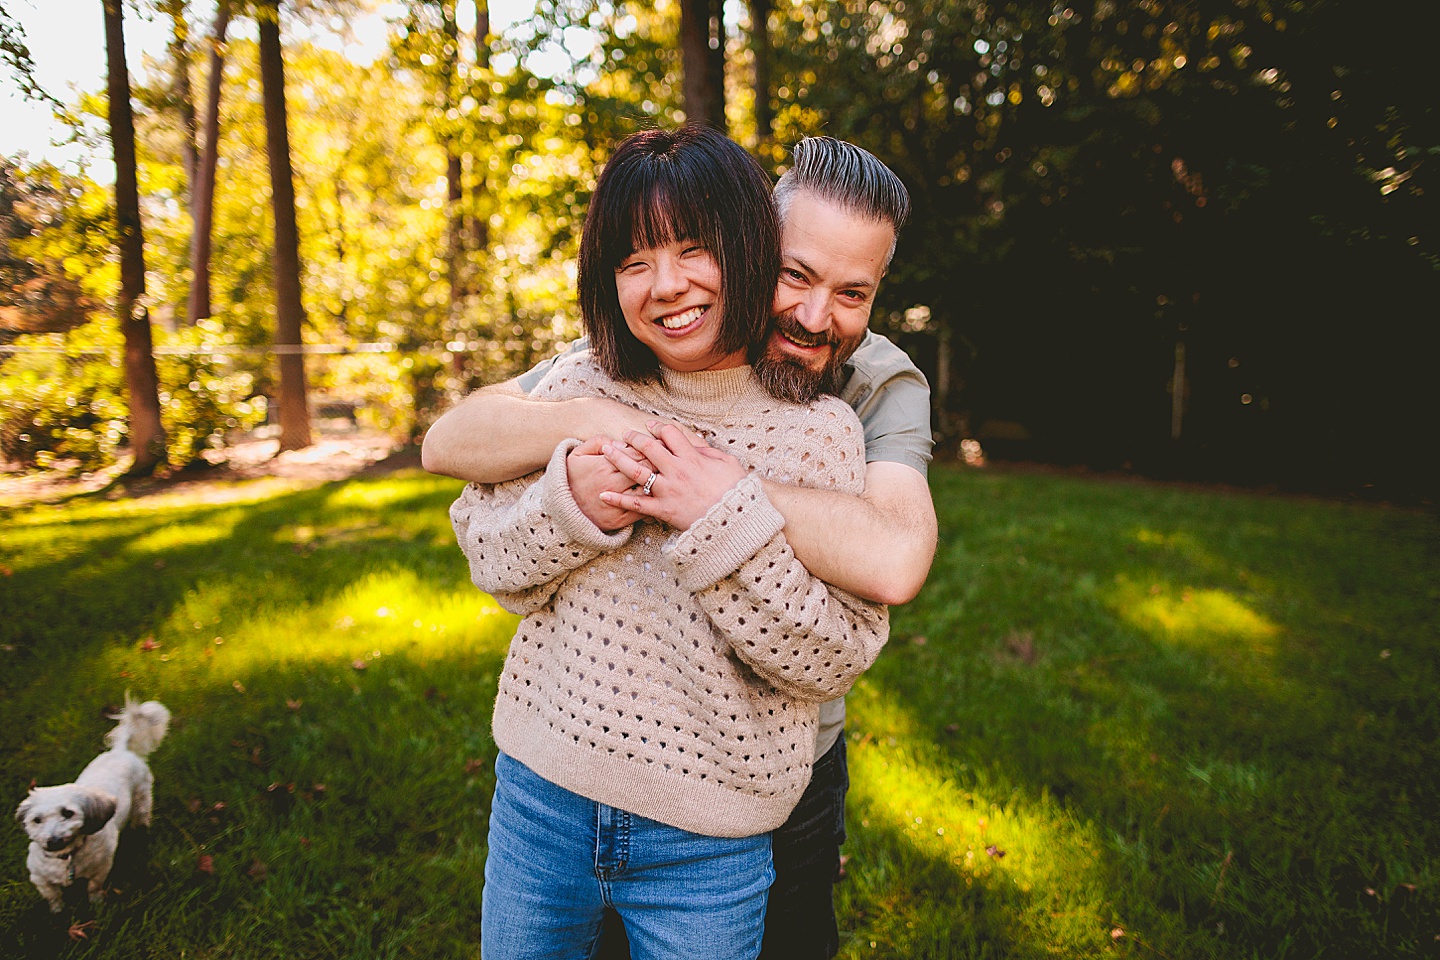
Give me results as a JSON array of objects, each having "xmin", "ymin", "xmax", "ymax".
[{"xmin": 773, "ymin": 137, "xmax": 910, "ymax": 266}]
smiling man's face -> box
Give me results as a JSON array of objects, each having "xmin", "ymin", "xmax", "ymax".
[{"xmin": 755, "ymin": 190, "xmax": 895, "ymax": 403}]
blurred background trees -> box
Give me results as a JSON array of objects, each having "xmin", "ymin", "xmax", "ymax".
[{"xmin": 0, "ymin": 0, "xmax": 1432, "ymax": 497}]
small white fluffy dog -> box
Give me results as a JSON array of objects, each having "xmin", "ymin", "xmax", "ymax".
[{"xmin": 14, "ymin": 697, "xmax": 170, "ymax": 912}]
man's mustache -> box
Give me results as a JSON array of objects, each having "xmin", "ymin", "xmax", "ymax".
[{"xmin": 772, "ymin": 310, "xmax": 840, "ymax": 349}]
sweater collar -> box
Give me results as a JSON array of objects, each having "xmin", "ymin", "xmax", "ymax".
[{"xmin": 657, "ymin": 364, "xmax": 758, "ymax": 411}]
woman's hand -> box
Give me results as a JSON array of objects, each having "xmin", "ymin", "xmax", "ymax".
[
  {"xmin": 599, "ymin": 422, "xmax": 747, "ymax": 530},
  {"xmin": 566, "ymin": 435, "xmax": 648, "ymax": 532}
]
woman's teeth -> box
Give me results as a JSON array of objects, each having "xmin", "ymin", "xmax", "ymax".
[{"xmin": 661, "ymin": 306, "xmax": 707, "ymax": 329}]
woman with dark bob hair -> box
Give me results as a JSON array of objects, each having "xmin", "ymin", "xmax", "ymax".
[{"xmin": 450, "ymin": 126, "xmax": 889, "ymax": 960}]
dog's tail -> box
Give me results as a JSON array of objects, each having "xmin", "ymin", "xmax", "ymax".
[{"xmin": 105, "ymin": 695, "xmax": 171, "ymax": 757}]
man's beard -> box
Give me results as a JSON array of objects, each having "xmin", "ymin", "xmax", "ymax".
[{"xmin": 753, "ymin": 309, "xmax": 862, "ymax": 404}]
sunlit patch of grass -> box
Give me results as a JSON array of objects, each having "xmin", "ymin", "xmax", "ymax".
[
  {"xmin": 1108, "ymin": 576, "xmax": 1279, "ymax": 647},
  {"xmin": 125, "ymin": 518, "xmax": 241, "ymax": 554},
  {"xmin": 844, "ymin": 680, "xmax": 1124, "ymax": 957}
]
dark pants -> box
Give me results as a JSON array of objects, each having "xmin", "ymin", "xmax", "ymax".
[{"xmin": 593, "ymin": 734, "xmax": 849, "ymax": 960}]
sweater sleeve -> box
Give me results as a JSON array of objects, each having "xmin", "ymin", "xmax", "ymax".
[
  {"xmin": 450, "ymin": 438, "xmax": 633, "ymax": 615},
  {"xmin": 664, "ymin": 476, "xmax": 890, "ymax": 703}
]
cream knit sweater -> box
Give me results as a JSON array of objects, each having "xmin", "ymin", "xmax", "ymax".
[{"xmin": 449, "ymin": 353, "xmax": 890, "ymax": 838}]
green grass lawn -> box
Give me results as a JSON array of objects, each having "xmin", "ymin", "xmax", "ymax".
[{"xmin": 1, "ymin": 466, "xmax": 1435, "ymax": 958}]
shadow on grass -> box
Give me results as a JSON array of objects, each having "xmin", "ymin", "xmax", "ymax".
[
  {"xmin": 3, "ymin": 465, "xmax": 1437, "ymax": 958},
  {"xmin": 838, "ymin": 467, "xmax": 1440, "ymax": 958},
  {"xmin": 1, "ymin": 638, "xmax": 509, "ymax": 959}
]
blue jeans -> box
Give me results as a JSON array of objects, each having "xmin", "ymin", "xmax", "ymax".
[
  {"xmin": 482, "ymin": 751, "xmax": 774, "ymax": 960},
  {"xmin": 594, "ymin": 733, "xmax": 851, "ymax": 960}
]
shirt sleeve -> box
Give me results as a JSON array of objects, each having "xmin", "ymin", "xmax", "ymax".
[
  {"xmin": 664, "ymin": 476, "xmax": 890, "ymax": 703},
  {"xmin": 841, "ymin": 333, "xmax": 934, "ymax": 477},
  {"xmin": 515, "ymin": 337, "xmax": 592, "ymax": 395},
  {"xmin": 450, "ymin": 438, "xmax": 632, "ymax": 615}
]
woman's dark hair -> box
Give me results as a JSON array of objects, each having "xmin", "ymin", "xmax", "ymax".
[{"xmin": 577, "ymin": 125, "xmax": 779, "ymax": 381}]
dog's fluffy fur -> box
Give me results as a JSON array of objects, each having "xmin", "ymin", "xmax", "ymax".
[{"xmin": 14, "ymin": 697, "xmax": 170, "ymax": 912}]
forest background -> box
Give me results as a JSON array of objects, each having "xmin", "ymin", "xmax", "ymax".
[{"xmin": 0, "ymin": 0, "xmax": 1434, "ymax": 499}]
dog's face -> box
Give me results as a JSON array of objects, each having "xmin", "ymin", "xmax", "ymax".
[{"xmin": 15, "ymin": 786, "xmax": 116, "ymax": 853}]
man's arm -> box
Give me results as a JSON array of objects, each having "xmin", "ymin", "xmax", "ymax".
[
  {"xmin": 761, "ymin": 462, "xmax": 936, "ymax": 606},
  {"xmin": 420, "ymin": 378, "xmax": 660, "ymax": 484},
  {"xmin": 603, "ymin": 433, "xmax": 937, "ymax": 607}
]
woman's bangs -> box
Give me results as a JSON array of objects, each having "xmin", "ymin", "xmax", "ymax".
[{"xmin": 613, "ymin": 173, "xmax": 713, "ymax": 263}]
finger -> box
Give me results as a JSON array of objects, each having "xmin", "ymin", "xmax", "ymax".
[
  {"xmin": 570, "ymin": 434, "xmax": 609, "ymax": 457},
  {"xmin": 609, "ymin": 441, "xmax": 656, "ymax": 474},
  {"xmin": 620, "ymin": 429, "xmax": 680, "ymax": 471},
  {"xmin": 601, "ymin": 442, "xmax": 651, "ymax": 484},
  {"xmin": 600, "ymin": 490, "xmax": 665, "ymax": 519},
  {"xmin": 647, "ymin": 421, "xmax": 700, "ymax": 457}
]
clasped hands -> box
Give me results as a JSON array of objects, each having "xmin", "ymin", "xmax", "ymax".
[{"xmin": 565, "ymin": 421, "xmax": 747, "ymax": 533}]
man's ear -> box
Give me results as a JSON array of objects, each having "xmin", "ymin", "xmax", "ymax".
[{"xmin": 77, "ymin": 788, "xmax": 117, "ymax": 834}]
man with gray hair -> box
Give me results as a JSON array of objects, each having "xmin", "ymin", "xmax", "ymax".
[{"xmin": 423, "ymin": 136, "xmax": 936, "ymax": 959}]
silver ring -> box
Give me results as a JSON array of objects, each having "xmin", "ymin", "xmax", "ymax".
[{"xmin": 641, "ymin": 472, "xmax": 657, "ymax": 496}]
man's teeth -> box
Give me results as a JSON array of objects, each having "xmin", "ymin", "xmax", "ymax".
[
  {"xmin": 661, "ymin": 306, "xmax": 706, "ymax": 329},
  {"xmin": 784, "ymin": 331, "xmax": 825, "ymax": 347}
]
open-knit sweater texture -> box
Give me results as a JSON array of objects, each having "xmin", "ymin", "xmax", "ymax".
[{"xmin": 449, "ymin": 353, "xmax": 890, "ymax": 838}]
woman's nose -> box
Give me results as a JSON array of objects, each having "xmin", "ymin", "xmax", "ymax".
[{"xmin": 651, "ymin": 256, "xmax": 688, "ymax": 300}]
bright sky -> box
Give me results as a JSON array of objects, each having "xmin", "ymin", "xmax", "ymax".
[{"xmin": 0, "ymin": 0, "xmax": 536, "ymax": 178}]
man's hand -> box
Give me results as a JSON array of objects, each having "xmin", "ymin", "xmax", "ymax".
[
  {"xmin": 565, "ymin": 436, "xmax": 647, "ymax": 532},
  {"xmin": 600, "ymin": 422, "xmax": 747, "ymax": 529}
]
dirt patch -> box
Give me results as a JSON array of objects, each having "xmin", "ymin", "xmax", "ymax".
[{"xmin": 0, "ymin": 424, "xmax": 417, "ymax": 508}]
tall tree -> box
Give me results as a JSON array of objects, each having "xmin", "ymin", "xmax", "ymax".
[
  {"xmin": 256, "ymin": 0, "xmax": 311, "ymax": 450},
  {"xmin": 161, "ymin": 0, "xmax": 199, "ymax": 197},
  {"xmin": 747, "ymin": 0, "xmax": 772, "ymax": 144},
  {"xmin": 185, "ymin": 0, "xmax": 231, "ymax": 324},
  {"xmin": 679, "ymin": 0, "xmax": 724, "ymax": 128},
  {"xmin": 103, "ymin": 0, "xmax": 167, "ymax": 475}
]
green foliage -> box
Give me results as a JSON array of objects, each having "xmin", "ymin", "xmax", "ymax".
[
  {"xmin": 0, "ymin": 317, "xmax": 266, "ymax": 471},
  {"xmin": 1, "ymin": 466, "xmax": 1436, "ymax": 957}
]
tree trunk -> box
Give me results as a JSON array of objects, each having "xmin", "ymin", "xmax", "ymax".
[
  {"xmin": 186, "ymin": 1, "xmax": 229, "ymax": 324},
  {"xmin": 747, "ymin": 0, "xmax": 771, "ymax": 143},
  {"xmin": 443, "ymin": 1, "xmax": 466, "ymax": 304},
  {"xmin": 103, "ymin": 0, "xmax": 167, "ymax": 475},
  {"xmin": 679, "ymin": 0, "xmax": 725, "ymax": 129},
  {"xmin": 163, "ymin": 0, "xmax": 198, "ymax": 198},
  {"xmin": 257, "ymin": 0, "xmax": 311, "ymax": 451},
  {"xmin": 468, "ymin": 0, "xmax": 489, "ymax": 251}
]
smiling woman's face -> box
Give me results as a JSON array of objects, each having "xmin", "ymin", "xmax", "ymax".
[{"xmin": 614, "ymin": 238, "xmax": 746, "ymax": 373}]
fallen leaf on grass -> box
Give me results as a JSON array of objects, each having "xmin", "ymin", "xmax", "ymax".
[
  {"xmin": 464, "ymin": 758, "xmax": 486, "ymax": 776},
  {"xmin": 910, "ymin": 635, "xmax": 927, "ymax": 646},
  {"xmin": 1111, "ymin": 928, "xmax": 1125, "ymax": 940},
  {"xmin": 985, "ymin": 844, "xmax": 1006, "ymax": 859},
  {"xmin": 286, "ymin": 698, "xmax": 303, "ymax": 711},
  {"xmin": 196, "ymin": 854, "xmax": 215, "ymax": 874},
  {"xmin": 232, "ymin": 680, "xmax": 245, "ymax": 693},
  {"xmin": 247, "ymin": 859, "xmax": 268, "ymax": 880},
  {"xmin": 140, "ymin": 637, "xmax": 161, "ymax": 651},
  {"xmin": 68, "ymin": 920, "xmax": 96, "ymax": 941},
  {"xmin": 352, "ymin": 659, "xmax": 368, "ymax": 670},
  {"xmin": 1003, "ymin": 631, "xmax": 1037, "ymax": 664}
]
